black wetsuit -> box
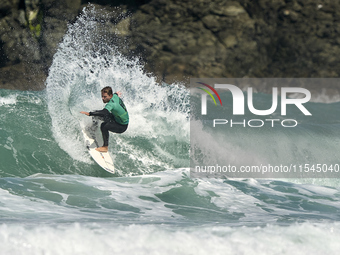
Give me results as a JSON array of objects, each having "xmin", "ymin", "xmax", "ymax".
[{"xmin": 89, "ymin": 94, "xmax": 129, "ymax": 147}]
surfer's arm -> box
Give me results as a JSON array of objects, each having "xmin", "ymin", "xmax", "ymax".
[
  {"xmin": 88, "ymin": 109, "xmax": 110, "ymax": 117},
  {"xmin": 80, "ymin": 111, "xmax": 90, "ymax": 116}
]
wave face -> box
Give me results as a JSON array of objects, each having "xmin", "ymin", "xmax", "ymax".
[
  {"xmin": 1, "ymin": 5, "xmax": 340, "ymax": 255},
  {"xmin": 0, "ymin": 171, "xmax": 340, "ymax": 255}
]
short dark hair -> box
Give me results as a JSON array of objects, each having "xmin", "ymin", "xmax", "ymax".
[{"xmin": 101, "ymin": 86, "xmax": 113, "ymax": 95}]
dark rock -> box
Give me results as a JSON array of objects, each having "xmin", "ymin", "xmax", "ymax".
[
  {"xmin": 0, "ymin": 0, "xmax": 20, "ymax": 18},
  {"xmin": 130, "ymin": 0, "xmax": 263, "ymax": 84},
  {"xmin": 0, "ymin": 0, "xmax": 81, "ymax": 90},
  {"xmin": 124, "ymin": 0, "xmax": 340, "ymax": 96},
  {"xmin": 0, "ymin": 63, "xmax": 46, "ymax": 90},
  {"xmin": 1, "ymin": 0, "xmax": 340, "ymax": 94},
  {"xmin": 0, "ymin": 14, "xmax": 41, "ymax": 65}
]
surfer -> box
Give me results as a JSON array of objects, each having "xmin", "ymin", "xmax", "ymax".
[{"xmin": 80, "ymin": 86, "xmax": 129, "ymax": 152}]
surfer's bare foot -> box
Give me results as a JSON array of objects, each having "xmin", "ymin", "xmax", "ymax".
[{"xmin": 96, "ymin": 146, "xmax": 108, "ymax": 152}]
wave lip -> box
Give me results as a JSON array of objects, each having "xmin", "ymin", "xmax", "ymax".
[{"xmin": 45, "ymin": 5, "xmax": 190, "ymax": 175}]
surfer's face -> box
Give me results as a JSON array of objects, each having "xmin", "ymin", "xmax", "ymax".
[{"xmin": 101, "ymin": 92, "xmax": 113, "ymax": 103}]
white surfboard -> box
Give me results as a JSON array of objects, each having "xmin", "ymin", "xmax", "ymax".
[{"xmin": 82, "ymin": 123, "xmax": 115, "ymax": 174}]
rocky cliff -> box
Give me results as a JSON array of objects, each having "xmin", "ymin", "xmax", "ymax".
[
  {"xmin": 1, "ymin": 0, "xmax": 340, "ymax": 91},
  {"xmin": 0, "ymin": 0, "xmax": 81, "ymax": 90}
]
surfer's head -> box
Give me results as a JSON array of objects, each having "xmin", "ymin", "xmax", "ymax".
[{"xmin": 101, "ymin": 86, "xmax": 113, "ymax": 103}]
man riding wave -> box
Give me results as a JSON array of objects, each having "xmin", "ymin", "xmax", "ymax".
[{"xmin": 80, "ymin": 86, "xmax": 129, "ymax": 152}]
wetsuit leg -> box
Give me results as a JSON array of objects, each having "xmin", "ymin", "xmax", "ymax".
[{"xmin": 100, "ymin": 121, "xmax": 128, "ymax": 147}]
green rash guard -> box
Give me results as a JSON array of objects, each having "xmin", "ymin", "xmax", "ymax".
[{"xmin": 105, "ymin": 93, "xmax": 129, "ymax": 125}]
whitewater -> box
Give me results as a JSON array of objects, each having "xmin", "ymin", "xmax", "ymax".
[{"xmin": 1, "ymin": 5, "xmax": 340, "ymax": 255}]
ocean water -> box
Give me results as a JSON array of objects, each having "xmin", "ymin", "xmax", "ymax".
[{"xmin": 1, "ymin": 5, "xmax": 340, "ymax": 254}]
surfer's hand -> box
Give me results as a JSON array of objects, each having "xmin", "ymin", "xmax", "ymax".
[
  {"xmin": 116, "ymin": 91, "xmax": 122, "ymax": 97},
  {"xmin": 80, "ymin": 111, "xmax": 90, "ymax": 116}
]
